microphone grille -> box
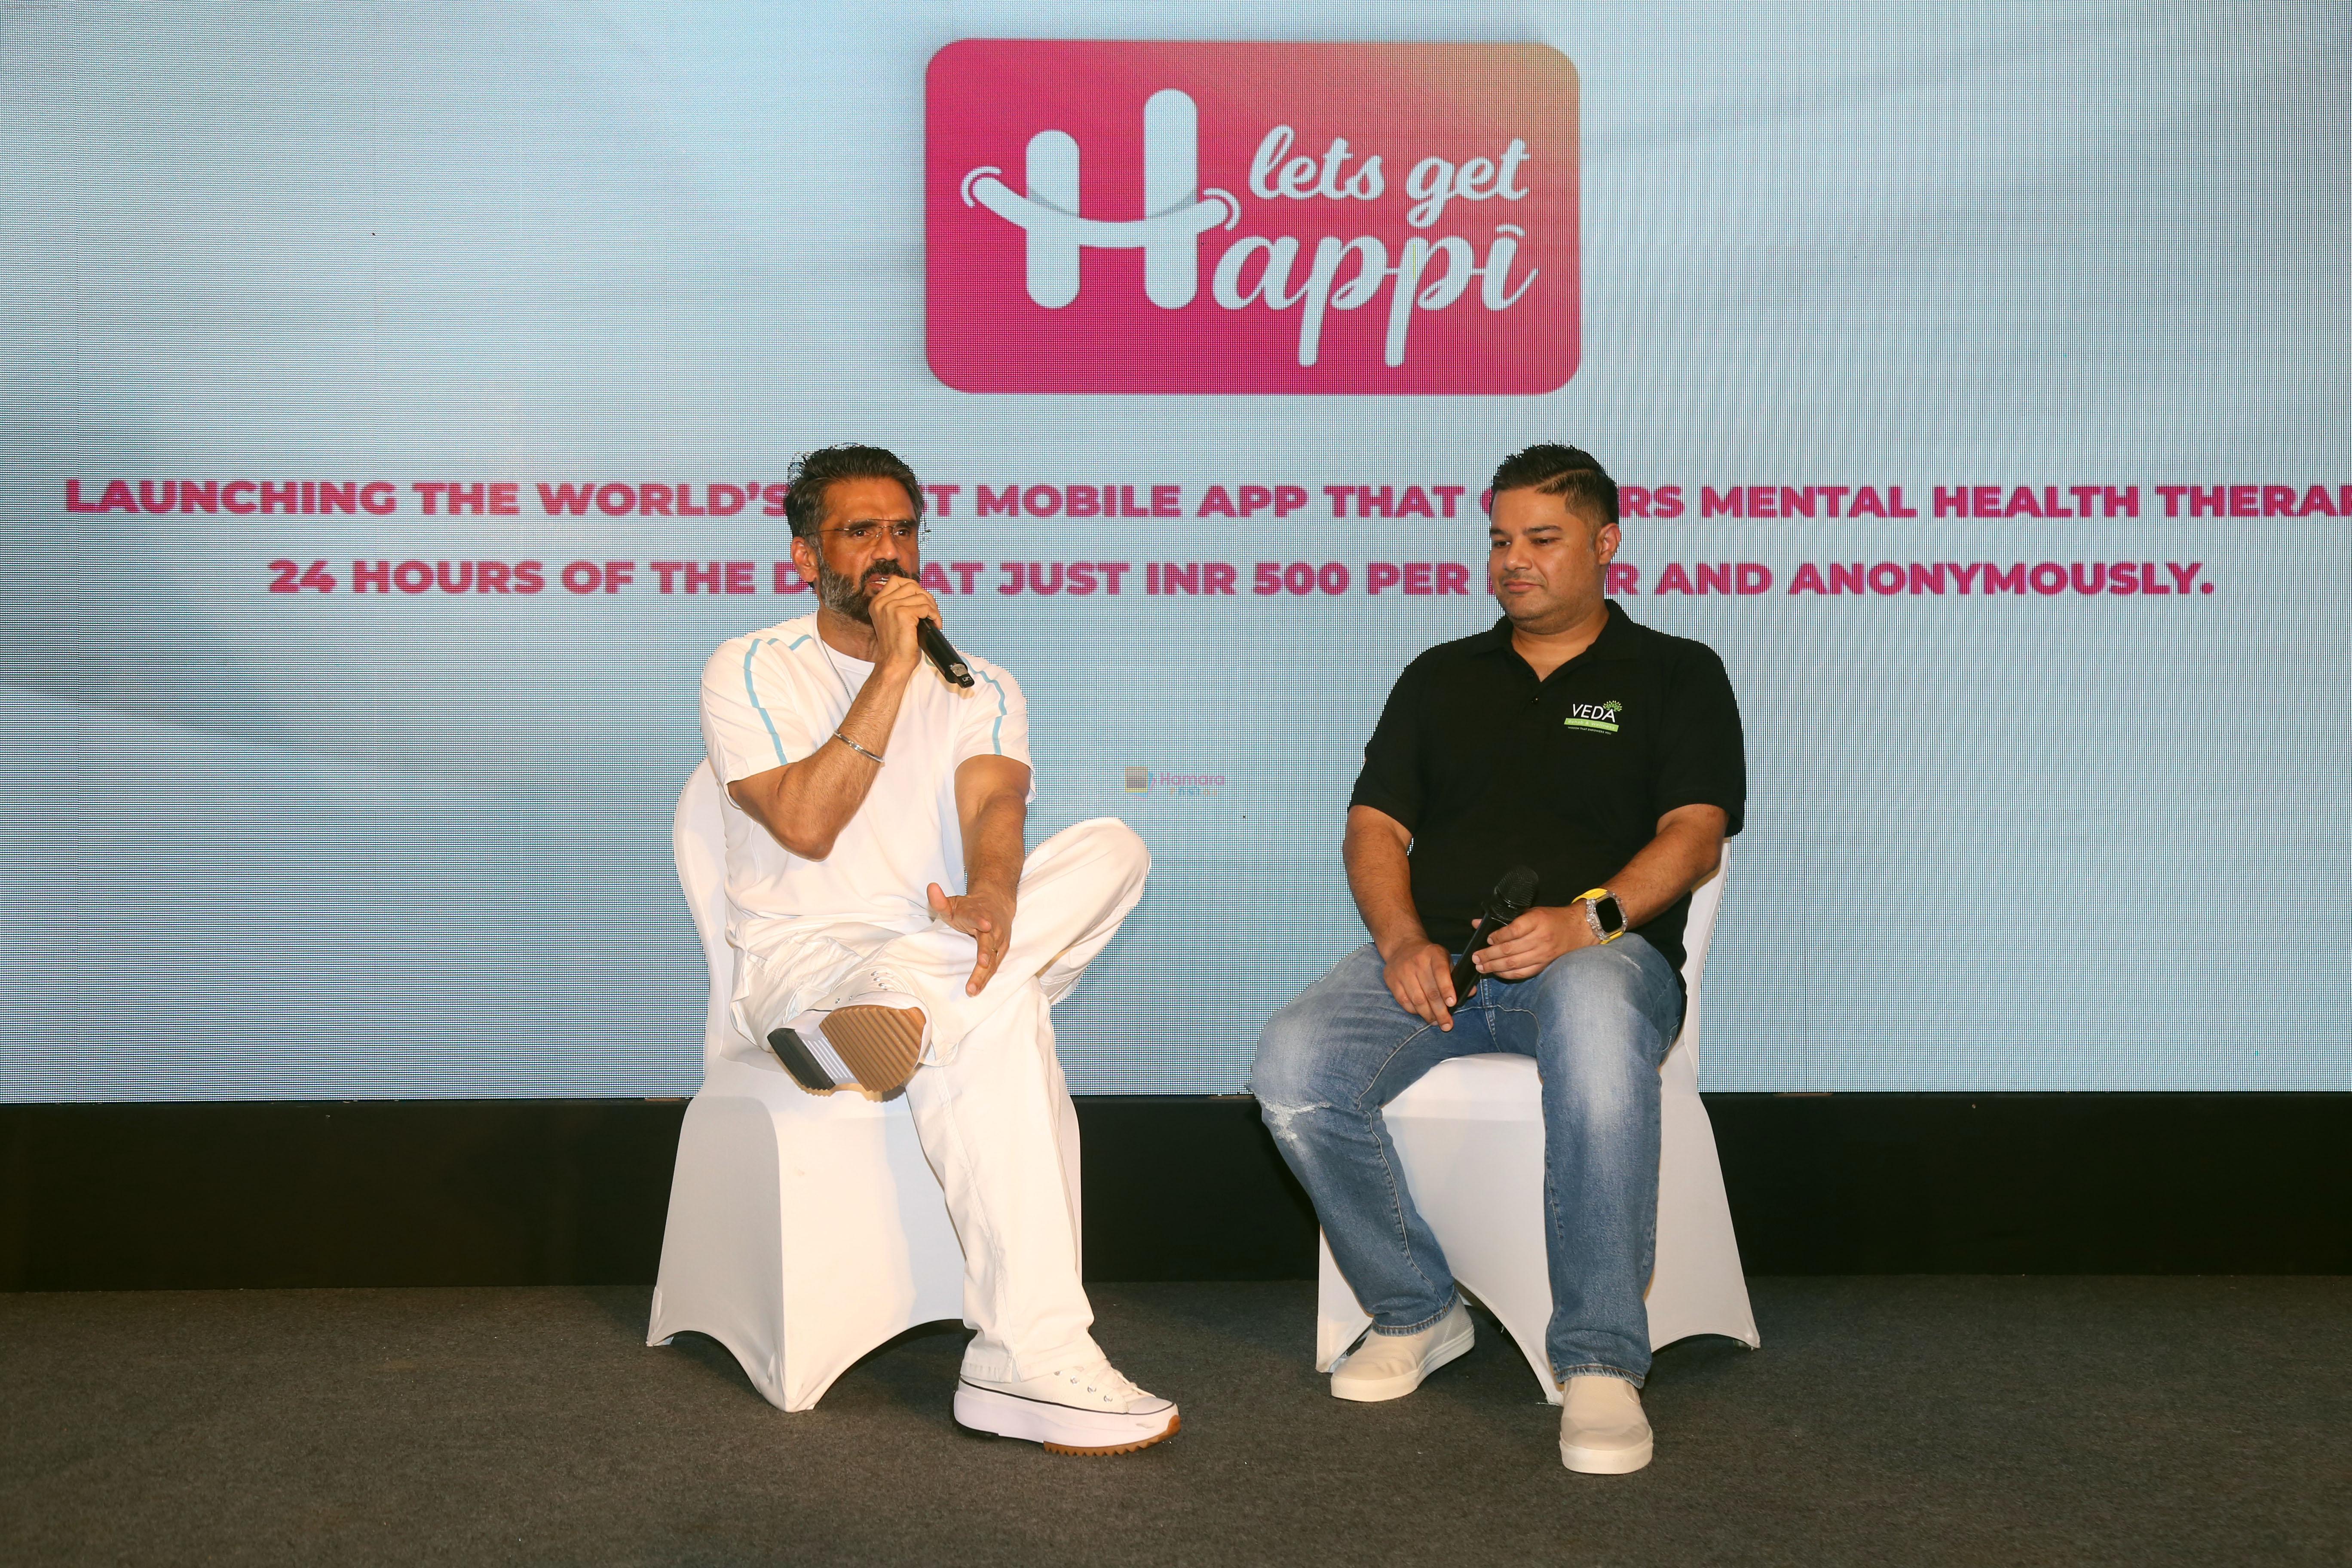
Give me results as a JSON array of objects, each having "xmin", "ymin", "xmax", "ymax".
[{"xmin": 1496, "ymin": 865, "xmax": 1539, "ymax": 913}]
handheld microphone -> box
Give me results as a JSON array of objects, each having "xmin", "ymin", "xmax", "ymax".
[
  {"xmin": 1451, "ymin": 866, "xmax": 1539, "ymax": 1006},
  {"xmin": 917, "ymin": 618, "xmax": 975, "ymax": 688},
  {"xmin": 866, "ymin": 562, "xmax": 975, "ymax": 689}
]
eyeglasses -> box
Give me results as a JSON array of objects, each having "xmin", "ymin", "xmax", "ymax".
[{"xmin": 821, "ymin": 520, "xmax": 925, "ymax": 545}]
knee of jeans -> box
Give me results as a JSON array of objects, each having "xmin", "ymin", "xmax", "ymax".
[
  {"xmin": 1528, "ymin": 953, "xmax": 1659, "ymax": 1071},
  {"xmin": 1253, "ymin": 1082, "xmax": 1343, "ymax": 1156},
  {"xmin": 1250, "ymin": 1002, "xmax": 1338, "ymax": 1117},
  {"xmin": 1530, "ymin": 943, "xmax": 1648, "ymax": 1013}
]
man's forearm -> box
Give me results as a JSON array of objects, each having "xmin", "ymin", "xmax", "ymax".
[
  {"xmin": 1459, "ymin": 805, "xmax": 1728, "ymax": 982},
  {"xmin": 729, "ymin": 663, "xmax": 913, "ymax": 859},
  {"xmin": 1344, "ymin": 805, "xmax": 1436, "ymax": 959},
  {"xmin": 962, "ymin": 790, "xmax": 1026, "ymax": 899},
  {"xmin": 1597, "ymin": 810, "xmax": 1725, "ymax": 929}
]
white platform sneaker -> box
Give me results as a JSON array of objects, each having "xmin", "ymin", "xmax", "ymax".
[
  {"xmin": 772, "ymin": 966, "xmax": 928, "ymax": 1097},
  {"xmin": 954, "ymin": 1359, "xmax": 1180, "ymax": 1455},
  {"xmin": 1558, "ymin": 1374, "xmax": 1654, "ymax": 1473},
  {"xmin": 1329, "ymin": 1299, "xmax": 1476, "ymax": 1402}
]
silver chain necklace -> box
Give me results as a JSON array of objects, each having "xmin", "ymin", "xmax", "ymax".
[{"xmin": 815, "ymin": 618, "xmax": 871, "ymax": 726}]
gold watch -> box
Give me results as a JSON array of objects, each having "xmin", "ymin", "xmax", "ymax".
[{"xmin": 1579, "ymin": 887, "xmax": 1627, "ymax": 944}]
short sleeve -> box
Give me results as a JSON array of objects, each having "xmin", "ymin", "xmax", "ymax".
[
  {"xmin": 1654, "ymin": 645, "xmax": 1746, "ymax": 837},
  {"xmin": 1348, "ymin": 663, "xmax": 1429, "ymax": 829},
  {"xmin": 955, "ymin": 660, "xmax": 1037, "ymax": 802},
  {"xmin": 700, "ymin": 636, "xmax": 823, "ymax": 786}
]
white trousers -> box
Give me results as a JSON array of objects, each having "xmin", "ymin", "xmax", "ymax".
[{"xmin": 750, "ymin": 817, "xmax": 1150, "ymax": 1381}]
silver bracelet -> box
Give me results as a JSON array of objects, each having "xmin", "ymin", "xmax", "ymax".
[{"xmin": 832, "ymin": 731, "xmax": 884, "ymax": 764}]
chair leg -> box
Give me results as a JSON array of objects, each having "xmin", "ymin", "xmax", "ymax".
[
  {"xmin": 1650, "ymin": 1078, "xmax": 1761, "ymax": 1351},
  {"xmin": 648, "ymin": 1096, "xmax": 792, "ymax": 1407}
]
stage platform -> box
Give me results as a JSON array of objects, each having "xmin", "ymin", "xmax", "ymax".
[{"xmin": 4, "ymin": 1277, "xmax": 2345, "ymax": 1566}]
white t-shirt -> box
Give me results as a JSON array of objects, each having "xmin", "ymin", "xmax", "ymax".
[{"xmin": 698, "ymin": 613, "xmax": 1034, "ymax": 991}]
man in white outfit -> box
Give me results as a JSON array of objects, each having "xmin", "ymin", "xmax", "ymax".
[{"xmin": 697, "ymin": 444, "xmax": 1178, "ymax": 1455}]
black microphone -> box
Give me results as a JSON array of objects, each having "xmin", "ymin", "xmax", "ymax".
[
  {"xmin": 1451, "ymin": 866, "xmax": 1539, "ymax": 1005},
  {"xmin": 917, "ymin": 618, "xmax": 975, "ymax": 688}
]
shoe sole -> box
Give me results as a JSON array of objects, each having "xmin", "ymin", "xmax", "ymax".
[
  {"xmin": 820, "ymin": 1006, "xmax": 926, "ymax": 1097},
  {"xmin": 1560, "ymin": 1436, "xmax": 1654, "ymax": 1474},
  {"xmin": 1329, "ymin": 1318, "xmax": 1476, "ymax": 1403},
  {"xmin": 952, "ymin": 1384, "xmax": 1180, "ymax": 1456},
  {"xmin": 765, "ymin": 1028, "xmax": 844, "ymax": 1096}
]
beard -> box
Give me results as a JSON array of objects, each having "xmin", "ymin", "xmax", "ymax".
[{"xmin": 817, "ymin": 557, "xmax": 908, "ymax": 623}]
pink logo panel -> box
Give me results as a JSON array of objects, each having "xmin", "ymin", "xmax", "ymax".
[{"xmin": 926, "ymin": 41, "xmax": 1579, "ymax": 395}]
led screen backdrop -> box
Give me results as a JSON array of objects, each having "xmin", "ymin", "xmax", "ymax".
[{"xmin": 3, "ymin": 3, "xmax": 2346, "ymax": 1100}]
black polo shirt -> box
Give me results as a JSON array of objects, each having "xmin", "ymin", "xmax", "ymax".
[{"xmin": 1348, "ymin": 600, "xmax": 1745, "ymax": 978}]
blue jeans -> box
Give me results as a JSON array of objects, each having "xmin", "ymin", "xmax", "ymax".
[{"xmin": 1251, "ymin": 937, "xmax": 1685, "ymax": 1385}]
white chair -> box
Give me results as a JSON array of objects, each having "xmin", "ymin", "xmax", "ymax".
[
  {"xmin": 1314, "ymin": 849, "xmax": 1759, "ymax": 1403},
  {"xmin": 646, "ymin": 762, "xmax": 1079, "ymax": 1411}
]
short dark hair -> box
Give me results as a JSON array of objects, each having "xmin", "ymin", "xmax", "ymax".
[
  {"xmin": 1488, "ymin": 443, "xmax": 1617, "ymax": 530},
  {"xmin": 783, "ymin": 444, "xmax": 925, "ymax": 541}
]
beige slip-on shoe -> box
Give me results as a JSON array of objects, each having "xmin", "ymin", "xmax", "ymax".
[
  {"xmin": 1559, "ymin": 1373, "xmax": 1653, "ymax": 1473},
  {"xmin": 1330, "ymin": 1299, "xmax": 1475, "ymax": 1402}
]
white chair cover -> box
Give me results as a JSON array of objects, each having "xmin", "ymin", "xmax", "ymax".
[
  {"xmin": 1314, "ymin": 849, "xmax": 1760, "ymax": 1403},
  {"xmin": 646, "ymin": 763, "xmax": 980, "ymax": 1412}
]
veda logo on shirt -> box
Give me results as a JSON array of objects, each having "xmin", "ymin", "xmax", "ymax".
[
  {"xmin": 1564, "ymin": 701, "xmax": 1622, "ymax": 735},
  {"xmin": 926, "ymin": 40, "xmax": 1579, "ymax": 394}
]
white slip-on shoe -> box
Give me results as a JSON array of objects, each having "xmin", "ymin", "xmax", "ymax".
[
  {"xmin": 1559, "ymin": 1374, "xmax": 1654, "ymax": 1473},
  {"xmin": 1330, "ymin": 1299, "xmax": 1475, "ymax": 1403},
  {"xmin": 953, "ymin": 1359, "xmax": 1180, "ymax": 1456}
]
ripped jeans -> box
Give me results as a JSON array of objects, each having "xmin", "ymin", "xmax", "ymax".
[{"xmin": 1250, "ymin": 937, "xmax": 1684, "ymax": 1385}]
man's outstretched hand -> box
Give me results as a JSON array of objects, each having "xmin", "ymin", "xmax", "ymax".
[{"xmin": 928, "ymin": 882, "xmax": 1016, "ymax": 996}]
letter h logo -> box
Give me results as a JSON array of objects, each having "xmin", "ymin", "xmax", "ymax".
[
  {"xmin": 926, "ymin": 40, "xmax": 1580, "ymax": 394},
  {"xmin": 959, "ymin": 90, "xmax": 1239, "ymax": 309}
]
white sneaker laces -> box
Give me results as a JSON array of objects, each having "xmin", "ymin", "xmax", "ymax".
[
  {"xmin": 859, "ymin": 966, "xmax": 916, "ymax": 997},
  {"xmin": 1056, "ymin": 1359, "xmax": 1143, "ymax": 1407}
]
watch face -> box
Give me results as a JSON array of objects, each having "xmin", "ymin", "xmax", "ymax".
[{"xmin": 1595, "ymin": 895, "xmax": 1625, "ymax": 934}]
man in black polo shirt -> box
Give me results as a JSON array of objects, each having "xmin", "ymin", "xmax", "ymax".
[{"xmin": 1253, "ymin": 443, "xmax": 1743, "ymax": 1475}]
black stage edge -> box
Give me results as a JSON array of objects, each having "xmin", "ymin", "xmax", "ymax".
[{"xmin": 2, "ymin": 1094, "xmax": 2346, "ymax": 1291}]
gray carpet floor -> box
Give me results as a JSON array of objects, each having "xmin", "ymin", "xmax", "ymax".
[{"xmin": 3, "ymin": 1277, "xmax": 2346, "ymax": 1566}]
